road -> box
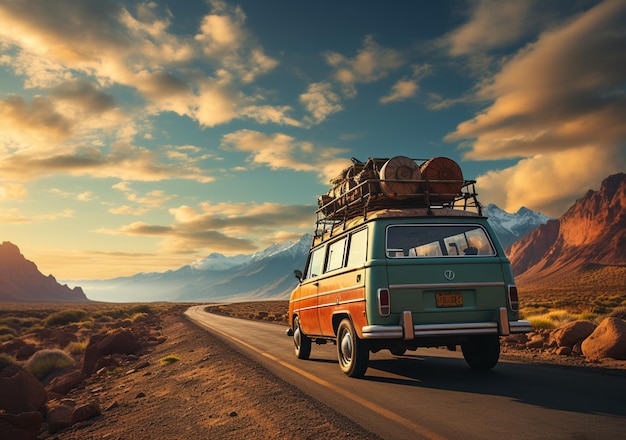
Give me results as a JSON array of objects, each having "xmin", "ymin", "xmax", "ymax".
[{"xmin": 185, "ymin": 305, "xmax": 626, "ymax": 440}]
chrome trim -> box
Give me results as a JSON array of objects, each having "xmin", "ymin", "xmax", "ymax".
[
  {"xmin": 510, "ymin": 320, "xmax": 533, "ymax": 333},
  {"xmin": 362, "ymin": 319, "xmax": 533, "ymax": 340},
  {"xmin": 390, "ymin": 281, "xmax": 505, "ymax": 290},
  {"xmin": 317, "ymin": 298, "xmax": 365, "ymax": 308},
  {"xmin": 362, "ymin": 325, "xmax": 403, "ymax": 339}
]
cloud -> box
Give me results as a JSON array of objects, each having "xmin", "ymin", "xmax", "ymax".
[
  {"xmin": 325, "ymin": 35, "xmax": 405, "ymax": 90},
  {"xmin": 380, "ymin": 64, "xmax": 432, "ymax": 104},
  {"xmin": 110, "ymin": 182, "xmax": 175, "ymax": 215},
  {"xmin": 0, "ymin": 184, "xmax": 27, "ymax": 200},
  {"xmin": 300, "ymin": 82, "xmax": 343, "ymax": 125},
  {"xmin": 444, "ymin": 0, "xmax": 537, "ymax": 56},
  {"xmin": 0, "ymin": 141, "xmax": 215, "ymax": 183},
  {"xmin": 220, "ymin": 129, "xmax": 350, "ymax": 181},
  {"xmin": 98, "ymin": 201, "xmax": 315, "ymax": 255},
  {"xmin": 445, "ymin": 0, "xmax": 626, "ymax": 216}
]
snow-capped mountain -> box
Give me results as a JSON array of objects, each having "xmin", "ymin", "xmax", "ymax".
[
  {"xmin": 484, "ymin": 204, "xmax": 553, "ymax": 249},
  {"xmin": 73, "ymin": 234, "xmax": 312, "ymax": 303}
]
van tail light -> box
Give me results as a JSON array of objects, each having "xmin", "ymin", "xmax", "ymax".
[
  {"xmin": 508, "ymin": 285, "xmax": 519, "ymax": 312},
  {"xmin": 378, "ymin": 288, "xmax": 390, "ymax": 316}
]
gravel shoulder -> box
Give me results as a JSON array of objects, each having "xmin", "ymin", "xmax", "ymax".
[{"xmin": 46, "ymin": 309, "xmax": 382, "ymax": 440}]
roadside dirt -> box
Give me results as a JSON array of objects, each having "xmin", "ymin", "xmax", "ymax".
[
  {"xmin": 44, "ymin": 309, "xmax": 382, "ymax": 440},
  {"xmin": 37, "ymin": 302, "xmax": 625, "ymax": 439}
]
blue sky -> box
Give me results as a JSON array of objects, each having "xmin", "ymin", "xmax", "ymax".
[{"xmin": 1, "ymin": 0, "xmax": 625, "ymax": 279}]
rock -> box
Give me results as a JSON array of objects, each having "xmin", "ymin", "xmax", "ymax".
[
  {"xmin": 71, "ymin": 402, "xmax": 101, "ymax": 424},
  {"xmin": 556, "ymin": 346, "xmax": 572, "ymax": 356},
  {"xmin": 82, "ymin": 328, "xmax": 140, "ymax": 375},
  {"xmin": 525, "ymin": 334, "xmax": 545, "ymax": 349},
  {"xmin": 550, "ymin": 321, "xmax": 596, "ymax": 348},
  {"xmin": 0, "ymin": 411, "xmax": 43, "ymax": 440},
  {"xmin": 47, "ymin": 403, "xmax": 74, "ymax": 434},
  {"xmin": 0, "ymin": 369, "xmax": 47, "ymax": 414},
  {"xmin": 93, "ymin": 354, "xmax": 120, "ymax": 373},
  {"xmin": 46, "ymin": 371, "xmax": 85, "ymax": 395},
  {"xmin": 581, "ymin": 317, "xmax": 626, "ymax": 361}
]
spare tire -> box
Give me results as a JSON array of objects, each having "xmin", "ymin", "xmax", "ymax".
[{"xmin": 379, "ymin": 156, "xmax": 420, "ymax": 199}]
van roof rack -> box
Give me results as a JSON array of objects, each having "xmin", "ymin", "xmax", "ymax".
[{"xmin": 313, "ymin": 156, "xmax": 483, "ymax": 241}]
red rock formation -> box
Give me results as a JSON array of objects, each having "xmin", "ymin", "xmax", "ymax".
[
  {"xmin": 508, "ymin": 173, "xmax": 626, "ymax": 281},
  {"xmin": 0, "ymin": 242, "xmax": 88, "ymax": 302}
]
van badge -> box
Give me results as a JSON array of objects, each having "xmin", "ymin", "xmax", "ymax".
[{"xmin": 444, "ymin": 270, "xmax": 455, "ymax": 280}]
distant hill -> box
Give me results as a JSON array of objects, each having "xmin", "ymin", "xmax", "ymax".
[
  {"xmin": 509, "ymin": 173, "xmax": 626, "ymax": 292},
  {"xmin": 0, "ymin": 241, "xmax": 88, "ymax": 302}
]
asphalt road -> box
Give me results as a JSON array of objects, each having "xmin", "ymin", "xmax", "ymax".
[{"xmin": 185, "ymin": 305, "xmax": 626, "ymax": 440}]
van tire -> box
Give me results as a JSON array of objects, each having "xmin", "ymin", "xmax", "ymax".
[
  {"xmin": 293, "ymin": 317, "xmax": 311, "ymax": 360},
  {"xmin": 337, "ymin": 319, "xmax": 369, "ymax": 377},
  {"xmin": 461, "ymin": 335, "xmax": 500, "ymax": 370}
]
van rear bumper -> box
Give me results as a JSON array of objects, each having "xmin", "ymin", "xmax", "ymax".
[{"xmin": 362, "ymin": 319, "xmax": 532, "ymax": 339}]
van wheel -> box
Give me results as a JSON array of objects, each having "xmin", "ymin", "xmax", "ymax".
[
  {"xmin": 461, "ymin": 335, "xmax": 500, "ymax": 370},
  {"xmin": 293, "ymin": 317, "xmax": 311, "ymax": 360},
  {"xmin": 337, "ymin": 319, "xmax": 369, "ymax": 377}
]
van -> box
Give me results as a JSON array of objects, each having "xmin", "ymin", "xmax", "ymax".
[{"xmin": 287, "ymin": 156, "xmax": 532, "ymax": 377}]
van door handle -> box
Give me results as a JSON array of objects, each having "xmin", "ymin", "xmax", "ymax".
[
  {"xmin": 314, "ymin": 282, "xmax": 319, "ymax": 287},
  {"xmin": 356, "ymin": 274, "xmax": 361, "ymax": 283}
]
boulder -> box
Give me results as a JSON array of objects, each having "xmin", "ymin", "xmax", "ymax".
[
  {"xmin": 0, "ymin": 369, "xmax": 47, "ymax": 414},
  {"xmin": 550, "ymin": 320, "xmax": 596, "ymax": 348},
  {"xmin": 581, "ymin": 317, "xmax": 626, "ymax": 361},
  {"xmin": 0, "ymin": 411, "xmax": 43, "ymax": 440},
  {"xmin": 46, "ymin": 371, "xmax": 85, "ymax": 395},
  {"xmin": 81, "ymin": 328, "xmax": 139, "ymax": 375},
  {"xmin": 71, "ymin": 402, "xmax": 101, "ymax": 424},
  {"xmin": 47, "ymin": 403, "xmax": 74, "ymax": 434}
]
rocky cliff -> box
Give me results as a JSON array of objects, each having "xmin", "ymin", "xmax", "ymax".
[
  {"xmin": 509, "ymin": 173, "xmax": 626, "ymax": 281},
  {"xmin": 0, "ymin": 242, "xmax": 88, "ymax": 302}
]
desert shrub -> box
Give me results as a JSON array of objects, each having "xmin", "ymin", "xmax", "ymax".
[
  {"xmin": 0, "ymin": 326, "xmax": 17, "ymax": 337},
  {"xmin": 128, "ymin": 304, "xmax": 153, "ymax": 315},
  {"xmin": 65, "ymin": 341, "xmax": 87, "ymax": 355},
  {"xmin": 25, "ymin": 349, "xmax": 74, "ymax": 380},
  {"xmin": 528, "ymin": 317, "xmax": 557, "ymax": 330},
  {"xmin": 160, "ymin": 354, "xmax": 180, "ymax": 365},
  {"xmin": 608, "ymin": 306, "xmax": 626, "ymax": 320},
  {"xmin": 130, "ymin": 312, "xmax": 149, "ymax": 323},
  {"xmin": 93, "ymin": 308, "xmax": 127, "ymax": 320},
  {"xmin": 44, "ymin": 309, "xmax": 88, "ymax": 328},
  {"xmin": 0, "ymin": 353, "xmax": 17, "ymax": 370}
]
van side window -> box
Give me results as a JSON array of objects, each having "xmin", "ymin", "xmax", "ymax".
[
  {"xmin": 325, "ymin": 237, "xmax": 347, "ymax": 272},
  {"xmin": 305, "ymin": 246, "xmax": 325, "ymax": 278},
  {"xmin": 347, "ymin": 228, "xmax": 367, "ymax": 267}
]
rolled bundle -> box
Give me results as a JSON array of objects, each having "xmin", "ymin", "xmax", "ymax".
[
  {"xmin": 379, "ymin": 156, "xmax": 421, "ymax": 199},
  {"xmin": 420, "ymin": 157, "xmax": 463, "ymax": 202}
]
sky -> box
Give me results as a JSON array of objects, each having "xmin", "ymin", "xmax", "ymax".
[{"xmin": 0, "ymin": 0, "xmax": 625, "ymax": 280}]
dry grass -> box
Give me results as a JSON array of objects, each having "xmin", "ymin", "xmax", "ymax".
[
  {"xmin": 204, "ymin": 301, "xmax": 288, "ymax": 324},
  {"xmin": 518, "ymin": 265, "xmax": 626, "ymax": 315}
]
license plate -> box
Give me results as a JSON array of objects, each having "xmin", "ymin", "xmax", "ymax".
[{"xmin": 435, "ymin": 292, "xmax": 463, "ymax": 308}]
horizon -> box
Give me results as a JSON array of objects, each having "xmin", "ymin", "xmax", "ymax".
[{"xmin": 1, "ymin": 0, "xmax": 625, "ymax": 280}]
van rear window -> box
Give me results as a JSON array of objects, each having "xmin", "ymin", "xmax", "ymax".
[{"xmin": 386, "ymin": 225, "xmax": 495, "ymax": 258}]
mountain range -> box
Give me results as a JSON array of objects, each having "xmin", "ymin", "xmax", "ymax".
[
  {"xmin": 64, "ymin": 201, "xmax": 553, "ymax": 302},
  {"xmin": 2, "ymin": 173, "xmax": 623, "ymax": 303}
]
